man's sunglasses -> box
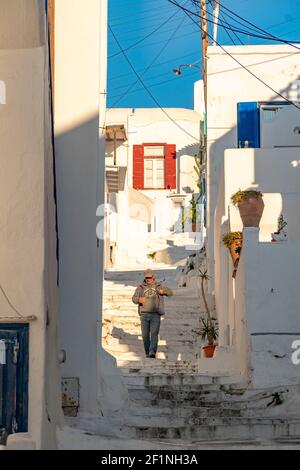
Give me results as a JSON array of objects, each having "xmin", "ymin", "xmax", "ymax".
[{"xmin": 145, "ymin": 276, "xmax": 153, "ymax": 280}]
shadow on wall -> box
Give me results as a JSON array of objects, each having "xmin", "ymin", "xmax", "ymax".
[
  {"xmin": 105, "ymin": 139, "xmax": 126, "ymax": 162},
  {"xmin": 176, "ymin": 142, "xmax": 200, "ymax": 159},
  {"xmin": 54, "ymin": 114, "xmax": 126, "ymax": 414},
  {"xmin": 210, "ymin": 76, "xmax": 300, "ymax": 377},
  {"xmin": 210, "ymin": 77, "xmax": 300, "ymax": 248}
]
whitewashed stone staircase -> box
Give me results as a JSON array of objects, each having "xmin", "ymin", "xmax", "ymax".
[
  {"xmin": 146, "ymin": 232, "xmax": 199, "ymax": 266},
  {"xmin": 101, "ymin": 267, "xmax": 300, "ymax": 445}
]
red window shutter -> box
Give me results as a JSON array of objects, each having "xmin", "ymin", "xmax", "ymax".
[
  {"xmin": 165, "ymin": 144, "xmax": 176, "ymax": 190},
  {"xmin": 133, "ymin": 145, "xmax": 144, "ymax": 189}
]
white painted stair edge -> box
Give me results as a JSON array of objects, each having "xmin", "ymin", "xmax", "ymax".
[{"xmin": 198, "ymin": 346, "xmax": 240, "ymax": 376}]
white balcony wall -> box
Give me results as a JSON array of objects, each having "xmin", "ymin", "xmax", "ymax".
[{"xmin": 207, "ymin": 44, "xmax": 300, "ymax": 290}]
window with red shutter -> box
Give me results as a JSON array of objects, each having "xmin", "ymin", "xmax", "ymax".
[
  {"xmin": 133, "ymin": 145, "xmax": 144, "ymax": 189},
  {"xmin": 133, "ymin": 143, "xmax": 176, "ymax": 190},
  {"xmin": 165, "ymin": 144, "xmax": 177, "ymax": 190}
]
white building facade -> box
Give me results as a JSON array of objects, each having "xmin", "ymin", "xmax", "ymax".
[
  {"xmin": 105, "ymin": 107, "xmax": 202, "ymax": 267},
  {"xmin": 204, "ymin": 44, "xmax": 300, "ymax": 387}
]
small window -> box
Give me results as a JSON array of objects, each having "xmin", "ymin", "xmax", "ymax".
[
  {"xmin": 144, "ymin": 158, "xmax": 165, "ymax": 189},
  {"xmin": 144, "ymin": 146, "xmax": 165, "ymax": 157}
]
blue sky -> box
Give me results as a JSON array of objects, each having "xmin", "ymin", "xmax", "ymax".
[{"xmin": 107, "ymin": 0, "xmax": 300, "ymax": 109}]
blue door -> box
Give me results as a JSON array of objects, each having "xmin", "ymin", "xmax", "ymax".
[
  {"xmin": 0, "ymin": 324, "xmax": 29, "ymax": 445},
  {"xmin": 237, "ymin": 102, "xmax": 260, "ymax": 148}
]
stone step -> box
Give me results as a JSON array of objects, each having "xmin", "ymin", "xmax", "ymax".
[
  {"xmin": 132, "ymin": 419, "xmax": 300, "ymax": 441},
  {"xmin": 118, "ymin": 359, "xmax": 198, "ymax": 370},
  {"xmin": 102, "ymin": 323, "xmax": 200, "ymax": 333},
  {"xmin": 128, "ymin": 392, "xmax": 263, "ymax": 410},
  {"xmin": 127, "ymin": 385, "xmax": 290, "ymax": 408},
  {"xmin": 103, "ymin": 310, "xmax": 202, "ymax": 318},
  {"xmin": 105, "ymin": 337, "xmax": 195, "ymax": 347},
  {"xmin": 109, "ymin": 351, "xmax": 169, "ymax": 360},
  {"xmin": 103, "ymin": 313, "xmax": 201, "ymax": 320},
  {"xmin": 123, "ymin": 375, "xmax": 219, "ymax": 387},
  {"xmin": 103, "ymin": 302, "xmax": 201, "ymax": 309},
  {"xmin": 104, "ymin": 346, "xmax": 195, "ymax": 357},
  {"xmin": 130, "ymin": 404, "xmax": 242, "ymax": 419},
  {"xmin": 105, "ymin": 345, "xmax": 195, "ymax": 356}
]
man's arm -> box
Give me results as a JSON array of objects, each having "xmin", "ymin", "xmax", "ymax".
[
  {"xmin": 132, "ymin": 286, "xmax": 141, "ymax": 304},
  {"xmin": 157, "ymin": 286, "xmax": 173, "ymax": 297},
  {"xmin": 132, "ymin": 286, "xmax": 146, "ymax": 305}
]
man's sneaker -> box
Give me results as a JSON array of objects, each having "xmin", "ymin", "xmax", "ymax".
[
  {"xmin": 145, "ymin": 354, "xmax": 150, "ymax": 358},
  {"xmin": 149, "ymin": 353, "xmax": 156, "ymax": 358}
]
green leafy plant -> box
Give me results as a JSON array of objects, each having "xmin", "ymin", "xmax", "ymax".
[
  {"xmin": 198, "ymin": 270, "xmax": 218, "ymax": 345},
  {"xmin": 181, "ymin": 193, "xmax": 199, "ymax": 230},
  {"xmin": 199, "ymin": 317, "xmax": 218, "ymax": 345},
  {"xmin": 193, "ymin": 153, "xmax": 203, "ymax": 195},
  {"xmin": 147, "ymin": 252, "xmax": 156, "ymax": 260},
  {"xmin": 222, "ymin": 231, "xmax": 243, "ymax": 248},
  {"xmin": 231, "ymin": 189, "xmax": 263, "ymax": 206}
]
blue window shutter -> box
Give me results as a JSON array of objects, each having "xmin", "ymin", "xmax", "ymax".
[{"xmin": 237, "ymin": 102, "xmax": 260, "ymax": 148}]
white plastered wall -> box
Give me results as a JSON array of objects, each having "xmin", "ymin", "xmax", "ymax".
[
  {"xmin": 215, "ymin": 148, "xmax": 300, "ymax": 384},
  {"xmin": 235, "ymin": 230, "xmax": 300, "ymax": 387},
  {"xmin": 0, "ymin": 0, "xmax": 61, "ymax": 449},
  {"xmin": 54, "ymin": 0, "xmax": 128, "ymax": 418},
  {"xmin": 207, "ymin": 44, "xmax": 300, "ymax": 293}
]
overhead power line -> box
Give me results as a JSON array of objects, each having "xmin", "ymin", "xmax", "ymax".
[
  {"xmin": 109, "ymin": 6, "xmax": 182, "ymax": 59},
  {"xmin": 216, "ymin": 0, "xmax": 300, "ymax": 47},
  {"xmin": 109, "ymin": 70, "xmax": 199, "ymax": 102},
  {"xmin": 207, "ymin": 0, "xmax": 243, "ymax": 45},
  {"xmin": 108, "ymin": 24, "xmax": 200, "ymax": 142},
  {"xmin": 167, "ymin": 0, "xmax": 300, "ymax": 49},
  {"xmin": 109, "ymin": 50, "xmax": 200, "ymax": 81},
  {"xmin": 110, "ymin": 4, "xmax": 176, "ymax": 26},
  {"xmin": 207, "ymin": 0, "xmax": 300, "ymax": 50},
  {"xmin": 109, "ymin": 14, "xmax": 188, "ymax": 108},
  {"xmin": 168, "ymin": 0, "xmax": 300, "ymax": 110},
  {"xmin": 110, "ymin": 52, "xmax": 300, "ymax": 102}
]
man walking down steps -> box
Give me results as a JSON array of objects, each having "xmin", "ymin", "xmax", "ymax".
[{"xmin": 132, "ymin": 269, "xmax": 173, "ymax": 359}]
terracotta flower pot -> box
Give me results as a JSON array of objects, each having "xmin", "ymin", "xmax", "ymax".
[
  {"xmin": 192, "ymin": 222, "xmax": 196, "ymax": 232},
  {"xmin": 228, "ymin": 241, "xmax": 241, "ymax": 264},
  {"xmin": 238, "ymin": 195, "xmax": 264, "ymax": 227},
  {"xmin": 202, "ymin": 344, "xmax": 216, "ymax": 358}
]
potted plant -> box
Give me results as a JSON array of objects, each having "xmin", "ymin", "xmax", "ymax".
[
  {"xmin": 182, "ymin": 194, "xmax": 198, "ymax": 232},
  {"xmin": 222, "ymin": 231, "xmax": 243, "ymax": 265},
  {"xmin": 199, "ymin": 270, "xmax": 218, "ymax": 357},
  {"xmin": 199, "ymin": 317, "xmax": 219, "ymax": 358},
  {"xmin": 231, "ymin": 189, "xmax": 264, "ymax": 227}
]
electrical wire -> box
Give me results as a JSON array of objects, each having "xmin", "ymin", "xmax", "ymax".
[
  {"xmin": 109, "ymin": 5, "xmax": 182, "ymax": 59},
  {"xmin": 0, "ymin": 284, "xmax": 24, "ymax": 318},
  {"xmin": 110, "ymin": 7, "xmax": 175, "ymax": 27},
  {"xmin": 209, "ymin": 0, "xmax": 300, "ymax": 51},
  {"xmin": 109, "ymin": 14, "xmax": 188, "ymax": 108},
  {"xmin": 207, "ymin": 0, "xmax": 243, "ymax": 45},
  {"xmin": 109, "ymin": 70, "xmax": 199, "ymax": 101},
  {"xmin": 168, "ymin": 0, "xmax": 300, "ymax": 110},
  {"xmin": 167, "ymin": 0, "xmax": 300, "ymax": 49},
  {"xmin": 110, "ymin": 50, "xmax": 300, "ymax": 100},
  {"xmin": 108, "ymin": 24, "xmax": 200, "ymax": 141},
  {"xmin": 109, "ymin": 50, "xmax": 200, "ymax": 81}
]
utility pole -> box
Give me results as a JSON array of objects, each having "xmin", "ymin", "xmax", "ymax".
[
  {"xmin": 199, "ymin": 0, "xmax": 208, "ymax": 239},
  {"xmin": 213, "ymin": 0, "xmax": 220, "ymax": 46}
]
